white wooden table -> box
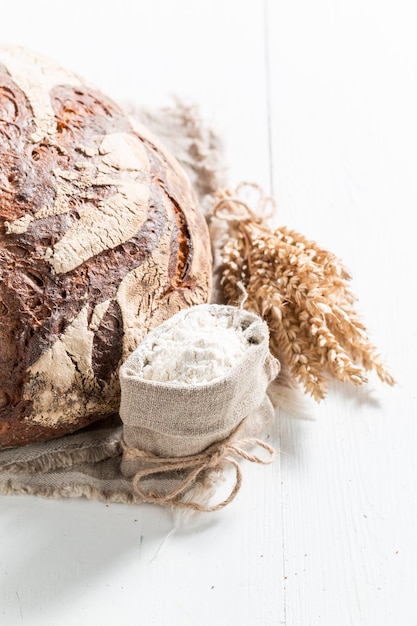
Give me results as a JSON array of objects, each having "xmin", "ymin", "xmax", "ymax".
[{"xmin": 1, "ymin": 1, "xmax": 416, "ymax": 624}]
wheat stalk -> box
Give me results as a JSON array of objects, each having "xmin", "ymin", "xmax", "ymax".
[{"xmin": 213, "ymin": 186, "xmax": 394, "ymax": 401}]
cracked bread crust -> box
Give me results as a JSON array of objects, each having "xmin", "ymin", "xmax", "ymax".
[{"xmin": 0, "ymin": 45, "xmax": 212, "ymax": 448}]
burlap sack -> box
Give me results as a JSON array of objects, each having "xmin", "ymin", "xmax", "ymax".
[{"xmin": 119, "ymin": 304, "xmax": 279, "ymax": 510}]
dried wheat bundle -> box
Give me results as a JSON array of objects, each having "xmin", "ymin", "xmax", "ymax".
[{"xmin": 213, "ymin": 184, "xmax": 394, "ymax": 401}]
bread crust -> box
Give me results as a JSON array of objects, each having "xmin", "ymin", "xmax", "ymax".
[{"xmin": 0, "ymin": 46, "xmax": 212, "ymax": 448}]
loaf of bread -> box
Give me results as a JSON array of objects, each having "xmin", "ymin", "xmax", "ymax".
[{"xmin": 0, "ymin": 45, "xmax": 212, "ymax": 448}]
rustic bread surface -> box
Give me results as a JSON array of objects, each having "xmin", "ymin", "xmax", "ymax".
[{"xmin": 0, "ymin": 45, "xmax": 212, "ymax": 448}]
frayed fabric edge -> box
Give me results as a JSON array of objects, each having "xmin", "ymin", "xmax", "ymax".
[
  {"xmin": 0, "ymin": 418, "xmax": 123, "ymax": 472},
  {"xmin": 0, "ymin": 471, "xmax": 137, "ymax": 504}
]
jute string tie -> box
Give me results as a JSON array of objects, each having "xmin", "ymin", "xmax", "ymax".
[
  {"xmin": 212, "ymin": 182, "xmax": 275, "ymax": 224},
  {"xmin": 122, "ymin": 420, "xmax": 276, "ymax": 512}
]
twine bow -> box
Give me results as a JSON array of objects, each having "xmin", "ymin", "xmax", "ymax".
[
  {"xmin": 122, "ymin": 422, "xmax": 276, "ymax": 512},
  {"xmin": 212, "ymin": 182, "xmax": 275, "ymax": 225}
]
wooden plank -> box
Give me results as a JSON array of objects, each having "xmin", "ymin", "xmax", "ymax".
[
  {"xmin": 267, "ymin": 0, "xmax": 417, "ymax": 624},
  {"xmin": 0, "ymin": 1, "xmax": 285, "ymax": 625}
]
